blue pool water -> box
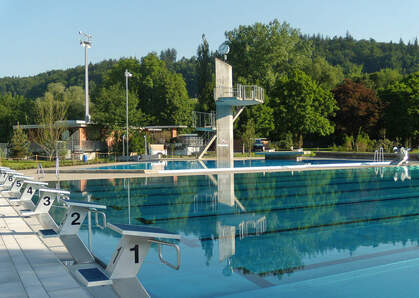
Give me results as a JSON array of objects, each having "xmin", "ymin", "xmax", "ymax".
[
  {"xmin": 51, "ymin": 165, "xmax": 419, "ymax": 297},
  {"xmin": 93, "ymin": 158, "xmax": 370, "ymax": 170}
]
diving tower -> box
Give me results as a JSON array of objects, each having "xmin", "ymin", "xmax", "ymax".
[
  {"xmin": 193, "ymin": 58, "xmax": 264, "ymax": 162},
  {"xmin": 214, "ymin": 58, "xmax": 264, "ymax": 168}
]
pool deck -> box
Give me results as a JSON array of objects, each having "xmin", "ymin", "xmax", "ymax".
[
  {"xmin": 17, "ymin": 159, "xmax": 417, "ymax": 182},
  {"xmin": 0, "ymin": 195, "xmax": 91, "ymax": 298}
]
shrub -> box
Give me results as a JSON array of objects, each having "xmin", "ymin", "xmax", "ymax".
[{"xmin": 355, "ymin": 129, "xmax": 374, "ymax": 152}]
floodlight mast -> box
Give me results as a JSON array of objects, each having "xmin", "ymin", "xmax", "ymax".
[{"xmin": 79, "ymin": 31, "xmax": 92, "ymax": 123}]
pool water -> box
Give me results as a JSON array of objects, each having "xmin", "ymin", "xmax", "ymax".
[
  {"xmin": 53, "ymin": 166, "xmax": 419, "ymax": 297},
  {"xmin": 94, "ymin": 158, "xmax": 370, "ymax": 170}
]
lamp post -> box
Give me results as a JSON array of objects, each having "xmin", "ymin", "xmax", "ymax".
[
  {"xmin": 79, "ymin": 31, "xmax": 92, "ymax": 123},
  {"xmin": 125, "ymin": 69, "xmax": 133, "ymax": 157}
]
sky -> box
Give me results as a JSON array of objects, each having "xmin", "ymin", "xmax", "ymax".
[{"xmin": 0, "ymin": 0, "xmax": 418, "ymax": 78}]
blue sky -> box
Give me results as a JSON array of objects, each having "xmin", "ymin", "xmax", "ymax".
[{"xmin": 0, "ymin": 0, "xmax": 417, "ymax": 78}]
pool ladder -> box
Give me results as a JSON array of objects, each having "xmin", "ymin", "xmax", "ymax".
[{"xmin": 374, "ymin": 148, "xmax": 384, "ymax": 162}]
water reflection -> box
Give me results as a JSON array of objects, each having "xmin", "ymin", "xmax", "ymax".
[
  {"xmin": 56, "ymin": 166, "xmax": 419, "ymax": 282},
  {"xmin": 216, "ymin": 173, "xmax": 266, "ymax": 266}
]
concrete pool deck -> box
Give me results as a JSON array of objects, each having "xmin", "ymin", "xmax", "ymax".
[{"xmin": 0, "ymin": 195, "xmax": 91, "ymax": 298}]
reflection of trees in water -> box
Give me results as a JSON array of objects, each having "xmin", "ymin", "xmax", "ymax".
[{"xmin": 57, "ymin": 167, "xmax": 419, "ymax": 277}]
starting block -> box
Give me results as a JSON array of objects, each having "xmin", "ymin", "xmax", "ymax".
[
  {"xmin": 1, "ymin": 175, "xmax": 34, "ymax": 198},
  {"xmin": 8, "ymin": 180, "xmax": 48, "ymax": 207},
  {"xmin": 20, "ymin": 188, "xmax": 70, "ymax": 217},
  {"xmin": 105, "ymin": 223, "xmax": 181, "ymax": 298},
  {"xmin": 57, "ymin": 200, "xmax": 107, "ymax": 264},
  {"xmin": 0, "ymin": 172, "xmax": 22, "ymax": 191}
]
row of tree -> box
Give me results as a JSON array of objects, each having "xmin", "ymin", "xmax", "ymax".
[{"xmin": 0, "ymin": 19, "xmax": 418, "ymax": 153}]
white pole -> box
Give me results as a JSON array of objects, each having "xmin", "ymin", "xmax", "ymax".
[
  {"xmin": 126, "ymin": 70, "xmax": 129, "ymax": 157},
  {"xmin": 84, "ymin": 45, "xmax": 89, "ymax": 123},
  {"xmin": 125, "ymin": 70, "xmax": 132, "ymax": 157}
]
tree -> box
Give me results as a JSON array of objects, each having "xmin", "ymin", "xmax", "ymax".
[
  {"xmin": 225, "ymin": 19, "xmax": 312, "ymax": 92},
  {"xmin": 270, "ymin": 70, "xmax": 337, "ymax": 146},
  {"xmin": 93, "ymin": 83, "xmax": 149, "ymax": 148},
  {"xmin": 33, "ymin": 89, "xmax": 68, "ymax": 160},
  {"xmin": 64, "ymin": 86, "xmax": 85, "ymax": 120},
  {"xmin": 9, "ymin": 124, "xmax": 31, "ymax": 158},
  {"xmin": 196, "ymin": 35, "xmax": 215, "ymax": 112},
  {"xmin": 332, "ymin": 79, "xmax": 382, "ymax": 138},
  {"xmin": 160, "ymin": 48, "xmax": 177, "ymax": 71},
  {"xmin": 139, "ymin": 53, "xmax": 193, "ymax": 125},
  {"xmin": 303, "ymin": 56, "xmax": 344, "ymax": 90},
  {"xmin": 379, "ymin": 72, "xmax": 419, "ymax": 142},
  {"xmin": 241, "ymin": 119, "xmax": 255, "ymax": 155},
  {"xmin": 235, "ymin": 102, "xmax": 275, "ymax": 140},
  {"xmin": 174, "ymin": 56, "xmax": 198, "ymax": 98},
  {"xmin": 0, "ymin": 93, "xmax": 34, "ymax": 142}
]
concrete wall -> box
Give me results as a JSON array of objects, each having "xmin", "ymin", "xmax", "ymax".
[
  {"xmin": 215, "ymin": 58, "xmax": 234, "ymax": 168},
  {"xmin": 215, "ymin": 58, "xmax": 233, "ymax": 100}
]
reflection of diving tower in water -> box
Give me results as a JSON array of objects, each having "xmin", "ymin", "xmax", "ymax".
[
  {"xmin": 216, "ymin": 173, "xmax": 267, "ymax": 262},
  {"xmin": 194, "ymin": 58, "xmax": 264, "ymax": 165}
]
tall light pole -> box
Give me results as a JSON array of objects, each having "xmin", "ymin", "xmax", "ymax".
[
  {"xmin": 125, "ymin": 69, "xmax": 133, "ymax": 157},
  {"xmin": 79, "ymin": 31, "xmax": 92, "ymax": 123}
]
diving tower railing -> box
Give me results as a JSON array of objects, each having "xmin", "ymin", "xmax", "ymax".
[
  {"xmin": 214, "ymin": 84, "xmax": 264, "ymax": 104},
  {"xmin": 192, "ymin": 111, "xmax": 216, "ymax": 131}
]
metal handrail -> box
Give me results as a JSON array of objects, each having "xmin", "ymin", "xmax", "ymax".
[
  {"xmin": 148, "ymin": 239, "xmax": 181, "ymax": 270},
  {"xmin": 214, "ymin": 84, "xmax": 264, "ymax": 103},
  {"xmin": 374, "ymin": 148, "xmax": 384, "ymax": 162},
  {"xmin": 37, "ymin": 163, "xmax": 45, "ymax": 179},
  {"xmin": 94, "ymin": 211, "xmax": 107, "ymax": 230}
]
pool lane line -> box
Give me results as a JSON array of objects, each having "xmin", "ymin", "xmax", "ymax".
[
  {"xmin": 135, "ymin": 193, "xmax": 419, "ymax": 224},
  {"xmin": 233, "ymin": 268, "xmax": 276, "ymax": 288},
  {"xmin": 71, "ymin": 165, "xmax": 419, "ymax": 194},
  {"xmin": 197, "ymin": 212, "xmax": 419, "ymax": 242},
  {"xmin": 74, "ymin": 176, "xmax": 419, "ymax": 207},
  {"xmin": 132, "ymin": 183, "xmax": 419, "ymax": 208},
  {"xmin": 235, "ymin": 243, "xmax": 419, "ymax": 279}
]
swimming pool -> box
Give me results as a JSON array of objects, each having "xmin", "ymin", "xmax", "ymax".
[
  {"xmin": 93, "ymin": 158, "xmax": 373, "ymax": 171},
  {"xmin": 52, "ymin": 165, "xmax": 419, "ymax": 297}
]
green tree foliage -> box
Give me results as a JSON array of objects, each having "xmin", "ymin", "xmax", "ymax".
[
  {"xmin": 240, "ymin": 119, "xmax": 255, "ymax": 155},
  {"xmin": 303, "ymin": 56, "xmax": 344, "ymax": 90},
  {"xmin": 174, "ymin": 57, "xmax": 198, "ymax": 98},
  {"xmin": 160, "ymin": 48, "xmax": 177, "ymax": 71},
  {"xmin": 306, "ymin": 34, "xmax": 419, "ymax": 74},
  {"xmin": 196, "ymin": 35, "xmax": 215, "ymax": 112},
  {"xmin": 270, "ymin": 71, "xmax": 337, "ymax": 146},
  {"xmin": 0, "ymin": 59, "xmax": 117, "ymax": 99},
  {"xmin": 332, "ymin": 79, "xmax": 382, "ymax": 138},
  {"xmin": 42, "ymin": 83, "xmax": 85, "ymax": 120},
  {"xmin": 379, "ymin": 72, "xmax": 419, "ymax": 142},
  {"xmin": 9, "ymin": 124, "xmax": 31, "ymax": 158},
  {"xmin": 0, "ymin": 93, "xmax": 34, "ymax": 142},
  {"xmin": 235, "ymin": 103, "xmax": 275, "ymax": 140},
  {"xmin": 225, "ymin": 19, "xmax": 312, "ymax": 92},
  {"xmin": 33, "ymin": 88, "xmax": 69, "ymax": 160},
  {"xmin": 139, "ymin": 53, "xmax": 193, "ymax": 125}
]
